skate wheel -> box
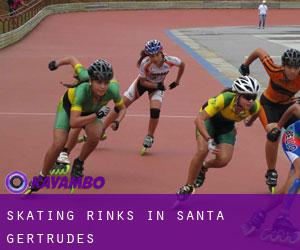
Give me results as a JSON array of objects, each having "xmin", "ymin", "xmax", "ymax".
[
  {"xmin": 70, "ymin": 187, "xmax": 75, "ymax": 194},
  {"xmin": 268, "ymin": 185, "xmax": 276, "ymax": 194},
  {"xmin": 279, "ymin": 234, "xmax": 288, "ymax": 243},
  {"xmin": 24, "ymin": 188, "xmax": 32, "ymax": 195},
  {"xmin": 78, "ymin": 135, "xmax": 87, "ymax": 143},
  {"xmin": 140, "ymin": 147, "xmax": 147, "ymax": 156},
  {"xmin": 260, "ymin": 229, "xmax": 272, "ymax": 241},
  {"xmin": 241, "ymin": 224, "xmax": 256, "ymax": 237},
  {"xmin": 50, "ymin": 167, "xmax": 61, "ymax": 176},
  {"xmin": 61, "ymin": 164, "xmax": 70, "ymax": 175},
  {"xmin": 50, "ymin": 163, "xmax": 70, "ymax": 176},
  {"xmin": 288, "ymin": 232, "xmax": 300, "ymax": 244},
  {"xmin": 100, "ymin": 133, "xmax": 107, "ymax": 141},
  {"xmin": 270, "ymin": 232, "xmax": 280, "ymax": 242},
  {"xmin": 270, "ymin": 186, "xmax": 276, "ymax": 194}
]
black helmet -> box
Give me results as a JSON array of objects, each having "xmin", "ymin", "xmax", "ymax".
[
  {"xmin": 281, "ymin": 49, "xmax": 300, "ymax": 67},
  {"xmin": 88, "ymin": 59, "xmax": 113, "ymax": 82}
]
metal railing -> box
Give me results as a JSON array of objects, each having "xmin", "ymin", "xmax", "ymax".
[
  {"xmin": 0, "ymin": 0, "xmax": 108, "ymax": 33},
  {"xmin": 0, "ymin": 0, "xmax": 299, "ymax": 34},
  {"xmin": 0, "ymin": 0, "xmax": 44, "ymax": 33},
  {"xmin": 0, "ymin": 0, "xmax": 83, "ymax": 33}
]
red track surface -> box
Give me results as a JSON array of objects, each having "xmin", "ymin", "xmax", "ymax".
[{"xmin": 1, "ymin": 9, "xmax": 300, "ymax": 193}]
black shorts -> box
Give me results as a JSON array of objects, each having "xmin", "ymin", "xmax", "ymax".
[
  {"xmin": 136, "ymin": 79, "xmax": 156, "ymax": 97},
  {"xmin": 260, "ymin": 94, "xmax": 297, "ymax": 128}
]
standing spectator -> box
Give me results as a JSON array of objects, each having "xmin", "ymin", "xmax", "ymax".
[
  {"xmin": 7, "ymin": 0, "xmax": 26, "ymax": 15},
  {"xmin": 258, "ymin": 0, "xmax": 268, "ymax": 29},
  {"xmin": 12, "ymin": 0, "xmax": 26, "ymax": 11},
  {"xmin": 7, "ymin": 0, "xmax": 14, "ymax": 15}
]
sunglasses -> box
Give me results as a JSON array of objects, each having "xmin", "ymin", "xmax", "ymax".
[{"xmin": 241, "ymin": 94, "xmax": 257, "ymax": 101}]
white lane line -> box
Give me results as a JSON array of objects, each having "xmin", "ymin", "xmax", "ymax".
[{"xmin": 0, "ymin": 112, "xmax": 195, "ymax": 119}]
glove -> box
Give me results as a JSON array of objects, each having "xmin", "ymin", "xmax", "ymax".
[
  {"xmin": 169, "ymin": 81, "xmax": 179, "ymax": 90},
  {"xmin": 239, "ymin": 64, "xmax": 250, "ymax": 76},
  {"xmin": 48, "ymin": 60, "xmax": 58, "ymax": 71},
  {"xmin": 96, "ymin": 106, "xmax": 110, "ymax": 119},
  {"xmin": 111, "ymin": 120, "xmax": 120, "ymax": 131},
  {"xmin": 267, "ymin": 127, "xmax": 281, "ymax": 142},
  {"xmin": 208, "ymin": 139, "xmax": 217, "ymax": 152},
  {"xmin": 157, "ymin": 82, "xmax": 166, "ymax": 91}
]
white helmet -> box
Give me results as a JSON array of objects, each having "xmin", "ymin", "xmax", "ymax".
[{"xmin": 232, "ymin": 76, "xmax": 260, "ymax": 94}]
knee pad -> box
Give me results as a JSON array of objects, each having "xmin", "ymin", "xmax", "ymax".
[
  {"xmin": 288, "ymin": 178, "xmax": 300, "ymax": 194},
  {"xmin": 150, "ymin": 108, "xmax": 160, "ymax": 119},
  {"xmin": 114, "ymin": 106, "xmax": 120, "ymax": 114}
]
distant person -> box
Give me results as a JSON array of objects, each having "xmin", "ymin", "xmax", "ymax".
[
  {"xmin": 258, "ymin": 0, "xmax": 268, "ymax": 29},
  {"xmin": 12, "ymin": 0, "xmax": 26, "ymax": 10},
  {"xmin": 7, "ymin": 0, "xmax": 26, "ymax": 15},
  {"xmin": 6, "ymin": 0, "xmax": 14, "ymax": 15}
]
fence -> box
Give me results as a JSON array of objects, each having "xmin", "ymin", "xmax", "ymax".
[{"xmin": 0, "ymin": 0, "xmax": 299, "ymax": 34}]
